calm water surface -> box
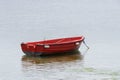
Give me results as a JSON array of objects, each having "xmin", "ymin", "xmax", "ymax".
[{"xmin": 0, "ymin": 0, "xmax": 120, "ymax": 80}]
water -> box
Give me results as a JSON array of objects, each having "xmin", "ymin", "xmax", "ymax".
[{"xmin": 0, "ymin": 0, "xmax": 120, "ymax": 80}]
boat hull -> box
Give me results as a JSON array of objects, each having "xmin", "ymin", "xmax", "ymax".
[{"xmin": 21, "ymin": 36, "xmax": 84, "ymax": 56}]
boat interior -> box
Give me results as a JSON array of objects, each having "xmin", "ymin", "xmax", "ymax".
[{"xmin": 26, "ymin": 36, "xmax": 84, "ymax": 45}]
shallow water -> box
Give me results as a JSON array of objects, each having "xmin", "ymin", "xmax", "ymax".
[{"xmin": 0, "ymin": 0, "xmax": 120, "ymax": 80}]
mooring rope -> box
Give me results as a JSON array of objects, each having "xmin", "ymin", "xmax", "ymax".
[{"xmin": 83, "ymin": 40, "xmax": 89, "ymax": 49}]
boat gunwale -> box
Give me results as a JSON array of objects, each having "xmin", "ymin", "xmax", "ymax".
[{"xmin": 23, "ymin": 36, "xmax": 84, "ymax": 46}]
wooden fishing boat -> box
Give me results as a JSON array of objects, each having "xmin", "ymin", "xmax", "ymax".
[{"xmin": 21, "ymin": 36, "xmax": 85, "ymax": 56}]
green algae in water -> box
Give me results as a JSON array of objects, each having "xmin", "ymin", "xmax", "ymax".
[
  {"xmin": 83, "ymin": 67, "xmax": 96, "ymax": 72},
  {"xmin": 70, "ymin": 67, "xmax": 120, "ymax": 79}
]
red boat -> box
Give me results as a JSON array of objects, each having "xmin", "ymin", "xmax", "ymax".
[{"xmin": 21, "ymin": 36, "xmax": 84, "ymax": 56}]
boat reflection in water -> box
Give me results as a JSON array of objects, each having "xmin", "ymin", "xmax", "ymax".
[
  {"xmin": 21, "ymin": 50, "xmax": 86, "ymax": 79},
  {"xmin": 21, "ymin": 50, "xmax": 83, "ymax": 64}
]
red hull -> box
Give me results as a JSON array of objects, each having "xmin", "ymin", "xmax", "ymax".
[{"xmin": 21, "ymin": 36, "xmax": 84, "ymax": 56}]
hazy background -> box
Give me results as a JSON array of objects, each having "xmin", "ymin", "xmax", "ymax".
[{"xmin": 0, "ymin": 0, "xmax": 120, "ymax": 80}]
